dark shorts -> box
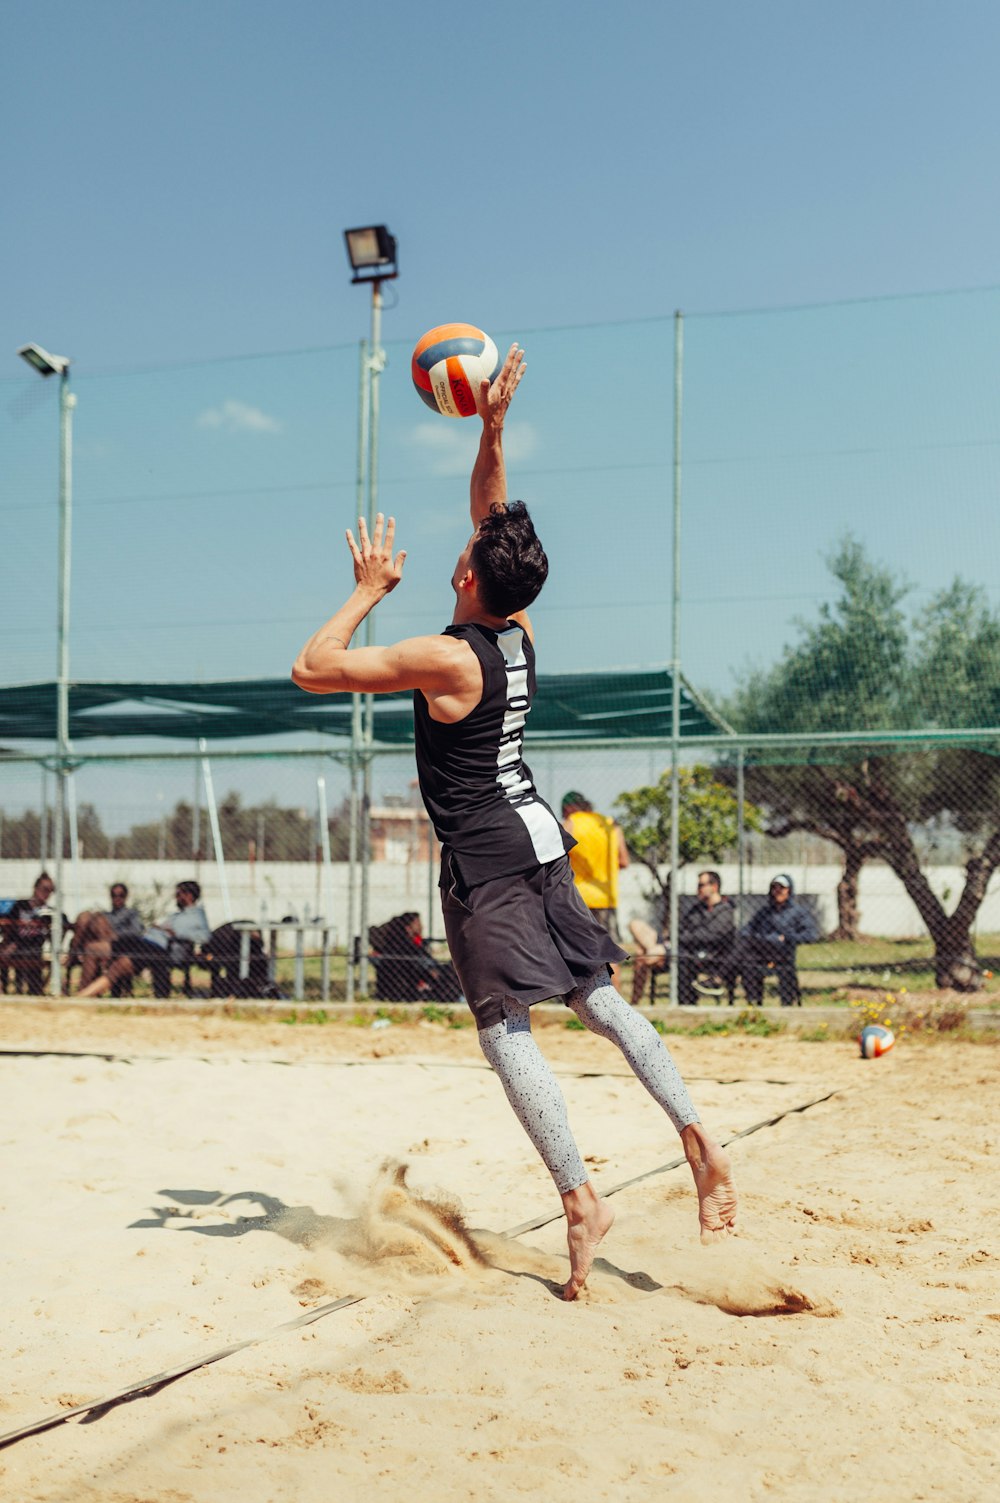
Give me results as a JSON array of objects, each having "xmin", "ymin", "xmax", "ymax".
[
  {"xmin": 587, "ymin": 907, "xmax": 622, "ymax": 944},
  {"xmin": 441, "ymin": 852, "xmax": 627, "ymax": 1030}
]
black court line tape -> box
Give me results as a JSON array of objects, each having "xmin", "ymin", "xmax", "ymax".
[
  {"xmin": 0, "ymin": 1047, "xmax": 800, "ymax": 1089},
  {"xmin": 0, "ymin": 1048, "xmax": 131, "ymax": 1064},
  {"xmin": 501, "ymin": 1088, "xmax": 841, "ymax": 1237},
  {"xmin": 0, "ymin": 1086, "xmax": 840, "ymax": 1453},
  {"xmin": 0, "ymin": 1295, "xmax": 364, "ymax": 1453}
]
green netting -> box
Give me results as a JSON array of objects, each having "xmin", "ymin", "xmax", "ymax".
[{"xmin": 0, "ymin": 670, "xmax": 726, "ymax": 746}]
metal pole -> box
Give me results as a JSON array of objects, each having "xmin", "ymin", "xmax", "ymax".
[
  {"xmin": 359, "ymin": 280, "xmax": 386, "ymax": 999},
  {"xmin": 51, "ymin": 371, "xmax": 75, "ymax": 995},
  {"xmin": 317, "ymin": 771, "xmax": 333, "ymax": 987},
  {"xmin": 66, "ymin": 769, "xmax": 81, "ymax": 917},
  {"xmin": 427, "ymin": 813, "xmax": 436, "ymax": 942},
  {"xmin": 317, "ymin": 772, "xmax": 333, "ymax": 917},
  {"xmin": 200, "ymin": 736, "xmax": 231, "ymax": 922},
  {"xmin": 192, "ymin": 744, "xmax": 202, "ymax": 865},
  {"xmin": 346, "ymin": 336, "xmax": 370, "ymax": 1005},
  {"xmin": 736, "ymin": 746, "xmax": 745, "ymax": 930},
  {"xmin": 346, "ymin": 756, "xmax": 359, "ymax": 1004},
  {"xmin": 40, "ymin": 768, "xmax": 49, "ymax": 863},
  {"xmin": 668, "ymin": 312, "xmax": 683, "ymax": 1007}
]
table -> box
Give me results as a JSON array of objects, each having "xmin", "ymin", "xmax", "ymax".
[{"xmin": 232, "ymin": 919, "xmax": 335, "ymax": 1003}]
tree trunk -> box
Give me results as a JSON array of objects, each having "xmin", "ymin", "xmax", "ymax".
[
  {"xmin": 925, "ymin": 834, "xmax": 1000, "ymax": 990},
  {"xmin": 829, "ymin": 838, "xmax": 883, "ymax": 941},
  {"xmin": 831, "ymin": 846, "xmax": 864, "ymax": 941},
  {"xmin": 921, "ymin": 914, "xmax": 982, "ymax": 991},
  {"xmin": 860, "ymin": 769, "xmax": 1000, "ymax": 991},
  {"xmin": 652, "ymin": 867, "xmax": 672, "ymax": 938}
]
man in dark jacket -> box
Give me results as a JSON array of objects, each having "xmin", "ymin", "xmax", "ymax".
[
  {"xmin": 629, "ymin": 870, "xmax": 735, "ymax": 1005},
  {"xmin": 677, "ymin": 870, "xmax": 736, "ymax": 1006},
  {"xmin": 735, "ymin": 873, "xmax": 818, "ymax": 1006}
]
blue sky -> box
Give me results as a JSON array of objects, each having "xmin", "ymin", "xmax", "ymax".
[{"xmin": 4, "ymin": 0, "xmax": 1000, "ymax": 710}]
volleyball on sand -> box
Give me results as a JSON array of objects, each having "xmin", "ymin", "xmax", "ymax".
[
  {"xmin": 859, "ymin": 1023, "xmax": 895, "ymax": 1058},
  {"xmin": 411, "ymin": 323, "xmax": 501, "ymax": 418}
]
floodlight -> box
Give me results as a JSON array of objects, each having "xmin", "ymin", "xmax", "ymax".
[
  {"xmin": 343, "ymin": 225, "xmax": 398, "ymax": 283},
  {"xmin": 18, "ymin": 342, "xmax": 71, "ymax": 378}
]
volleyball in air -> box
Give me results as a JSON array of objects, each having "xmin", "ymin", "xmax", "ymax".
[
  {"xmin": 411, "ymin": 323, "xmax": 501, "ymax": 418},
  {"xmin": 859, "ymin": 1023, "xmax": 895, "ymax": 1059}
]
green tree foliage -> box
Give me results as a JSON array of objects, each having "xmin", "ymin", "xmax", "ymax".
[
  {"xmin": 0, "ymin": 807, "xmax": 44, "ymax": 861},
  {"xmin": 1, "ymin": 793, "xmax": 352, "ymax": 864},
  {"xmin": 728, "ymin": 538, "xmax": 1000, "ymax": 987},
  {"xmin": 614, "ymin": 764, "xmax": 762, "ymax": 911},
  {"xmin": 0, "ymin": 801, "xmax": 109, "ymax": 861},
  {"xmin": 724, "ymin": 541, "xmax": 906, "ymax": 939}
]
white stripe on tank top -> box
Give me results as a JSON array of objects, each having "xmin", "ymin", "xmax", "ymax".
[{"xmin": 495, "ymin": 625, "xmax": 566, "ymax": 864}]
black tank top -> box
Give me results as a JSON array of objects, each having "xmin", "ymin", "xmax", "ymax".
[{"xmin": 413, "ymin": 621, "xmax": 572, "ymax": 887}]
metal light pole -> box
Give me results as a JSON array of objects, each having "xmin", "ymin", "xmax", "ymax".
[
  {"xmin": 345, "ymin": 335, "xmax": 370, "ymax": 1004},
  {"xmin": 736, "ymin": 745, "xmax": 746, "ymax": 930},
  {"xmin": 668, "ymin": 312, "xmax": 683, "ymax": 1008},
  {"xmin": 18, "ymin": 344, "xmax": 74, "ymax": 995},
  {"xmin": 345, "ymin": 337, "xmax": 369, "ymax": 1004},
  {"xmin": 359, "ymin": 279, "xmax": 387, "ymax": 996},
  {"xmin": 343, "ymin": 226, "xmax": 397, "ymax": 1000}
]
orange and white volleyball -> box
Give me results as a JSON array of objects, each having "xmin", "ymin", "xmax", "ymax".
[{"xmin": 411, "ymin": 323, "xmax": 502, "ymax": 418}]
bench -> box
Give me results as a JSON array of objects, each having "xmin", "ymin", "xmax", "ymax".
[{"xmin": 646, "ymin": 892, "xmax": 823, "ymax": 1005}]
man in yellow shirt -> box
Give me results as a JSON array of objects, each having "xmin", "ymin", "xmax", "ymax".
[{"xmin": 561, "ymin": 792, "xmax": 630, "ymax": 985}]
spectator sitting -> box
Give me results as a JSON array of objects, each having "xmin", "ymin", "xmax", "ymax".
[
  {"xmin": 369, "ymin": 912, "xmax": 463, "ymax": 1002},
  {"xmin": 77, "ymin": 880, "xmax": 211, "ymax": 999},
  {"xmin": 0, "ymin": 872, "xmax": 72, "ymax": 995},
  {"xmin": 628, "ymin": 869, "xmax": 736, "ymax": 1006},
  {"xmin": 70, "ymin": 883, "xmax": 144, "ymax": 991},
  {"xmin": 732, "ymin": 873, "xmax": 819, "ymax": 1007}
]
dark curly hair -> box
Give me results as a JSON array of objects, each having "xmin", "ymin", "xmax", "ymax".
[{"xmin": 471, "ymin": 501, "xmax": 548, "ymax": 617}]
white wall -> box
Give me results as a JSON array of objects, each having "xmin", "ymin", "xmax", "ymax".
[
  {"xmin": 0, "ymin": 857, "xmax": 441, "ymax": 951},
  {"xmin": 5, "ymin": 855, "xmax": 1000, "ymax": 943}
]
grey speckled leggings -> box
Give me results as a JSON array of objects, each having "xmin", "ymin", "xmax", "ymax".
[{"xmin": 478, "ymin": 971, "xmax": 701, "ymax": 1194}]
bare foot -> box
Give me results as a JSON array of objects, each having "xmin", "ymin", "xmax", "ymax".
[
  {"xmin": 561, "ymin": 1182, "xmax": 615, "ymax": 1300},
  {"xmin": 680, "ymin": 1123, "xmax": 738, "ymax": 1242}
]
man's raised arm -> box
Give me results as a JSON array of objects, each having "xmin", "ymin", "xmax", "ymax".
[
  {"xmin": 291, "ymin": 511, "xmax": 481, "ymax": 704},
  {"xmin": 470, "ymin": 343, "xmax": 526, "ymax": 525}
]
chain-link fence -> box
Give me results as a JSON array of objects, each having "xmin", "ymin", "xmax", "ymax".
[
  {"xmin": 4, "ymin": 731, "xmax": 1000, "ymax": 1004},
  {"xmin": 0, "ymin": 743, "xmax": 679, "ymax": 1001},
  {"xmin": 4, "ymin": 289, "xmax": 1000, "ymax": 1002}
]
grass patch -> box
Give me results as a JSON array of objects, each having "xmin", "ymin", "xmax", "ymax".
[
  {"xmin": 797, "ymin": 1022, "xmax": 840, "ymax": 1042},
  {"xmin": 280, "ymin": 1008, "xmax": 330, "ymax": 1026},
  {"xmin": 649, "ymin": 1010, "xmax": 783, "ymax": 1038},
  {"xmin": 691, "ymin": 1010, "xmax": 784, "ymax": 1038}
]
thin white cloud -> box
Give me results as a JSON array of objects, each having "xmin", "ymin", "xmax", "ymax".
[
  {"xmin": 197, "ymin": 399, "xmax": 283, "ymax": 434},
  {"xmin": 409, "ymin": 420, "xmax": 538, "ymax": 476}
]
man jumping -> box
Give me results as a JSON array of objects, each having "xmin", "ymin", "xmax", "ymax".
[{"xmin": 292, "ymin": 346, "xmax": 737, "ymax": 1298}]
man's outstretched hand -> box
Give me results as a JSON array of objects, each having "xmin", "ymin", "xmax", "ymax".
[
  {"xmin": 346, "ymin": 512, "xmax": 406, "ymax": 599},
  {"xmin": 476, "ymin": 343, "xmax": 526, "ymax": 427}
]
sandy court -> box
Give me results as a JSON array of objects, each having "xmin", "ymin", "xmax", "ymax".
[{"xmin": 1, "ymin": 1004, "xmax": 998, "ymax": 1502}]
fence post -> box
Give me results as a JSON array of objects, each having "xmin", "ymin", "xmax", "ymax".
[
  {"xmin": 737, "ymin": 744, "xmax": 746, "ymax": 929},
  {"xmin": 668, "ymin": 311, "xmax": 684, "ymax": 1007}
]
